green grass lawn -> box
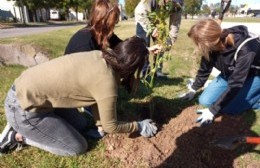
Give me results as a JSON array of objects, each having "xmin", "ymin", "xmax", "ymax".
[{"xmin": 0, "ymin": 18, "xmax": 259, "ymax": 167}]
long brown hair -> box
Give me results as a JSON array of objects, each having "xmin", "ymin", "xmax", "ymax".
[
  {"xmin": 88, "ymin": 0, "xmax": 120, "ymax": 49},
  {"xmin": 102, "ymin": 36, "xmax": 148, "ymax": 93},
  {"xmin": 187, "ymin": 19, "xmax": 234, "ymax": 60}
]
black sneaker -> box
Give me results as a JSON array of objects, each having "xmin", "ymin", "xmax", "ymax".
[{"xmin": 0, "ymin": 124, "xmax": 22, "ymax": 154}]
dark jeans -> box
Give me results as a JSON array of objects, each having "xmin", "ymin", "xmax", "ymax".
[{"xmin": 4, "ymin": 86, "xmax": 88, "ymax": 156}]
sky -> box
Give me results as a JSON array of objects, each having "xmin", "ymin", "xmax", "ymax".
[
  {"xmin": 118, "ymin": 0, "xmax": 259, "ymax": 7},
  {"xmin": 203, "ymin": 0, "xmax": 258, "ymax": 6},
  {"xmin": 119, "ymin": 0, "xmax": 125, "ymax": 6}
]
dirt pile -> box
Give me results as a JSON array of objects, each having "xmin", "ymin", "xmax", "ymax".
[{"xmin": 104, "ymin": 105, "xmax": 259, "ymax": 168}]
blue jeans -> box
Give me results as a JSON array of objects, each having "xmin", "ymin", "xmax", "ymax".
[
  {"xmin": 4, "ymin": 86, "xmax": 88, "ymax": 156},
  {"xmin": 136, "ymin": 23, "xmax": 150, "ymax": 77},
  {"xmin": 199, "ymin": 75, "xmax": 260, "ymax": 114}
]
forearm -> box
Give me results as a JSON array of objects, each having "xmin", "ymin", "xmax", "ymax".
[{"xmin": 97, "ymin": 98, "xmax": 139, "ymax": 133}]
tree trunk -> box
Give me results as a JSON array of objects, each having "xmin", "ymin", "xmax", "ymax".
[
  {"xmin": 184, "ymin": 13, "xmax": 187, "ymax": 19},
  {"xmin": 19, "ymin": 0, "xmax": 26, "ymax": 24},
  {"xmin": 12, "ymin": 7, "xmax": 18, "ymax": 22},
  {"xmin": 39, "ymin": 9, "xmax": 44, "ymax": 22},
  {"xmin": 45, "ymin": 8, "xmax": 50, "ymax": 21},
  {"xmin": 65, "ymin": 7, "xmax": 69, "ymax": 21},
  {"xmin": 33, "ymin": 10, "xmax": 37, "ymax": 22},
  {"xmin": 85, "ymin": 9, "xmax": 89, "ymax": 21},
  {"xmin": 76, "ymin": 6, "xmax": 78, "ymax": 21}
]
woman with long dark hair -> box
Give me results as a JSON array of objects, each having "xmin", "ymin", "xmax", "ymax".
[{"xmin": 0, "ymin": 36, "xmax": 158, "ymax": 155}]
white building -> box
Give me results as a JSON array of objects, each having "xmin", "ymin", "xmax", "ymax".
[
  {"xmin": 50, "ymin": 9, "xmax": 60, "ymax": 20},
  {"xmin": 238, "ymin": 4, "xmax": 260, "ymax": 16},
  {"xmin": 0, "ymin": 0, "xmax": 29, "ymax": 23}
]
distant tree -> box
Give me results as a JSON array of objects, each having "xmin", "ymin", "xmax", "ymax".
[
  {"xmin": 229, "ymin": 5, "xmax": 238, "ymax": 16},
  {"xmin": 183, "ymin": 0, "xmax": 203, "ymax": 19},
  {"xmin": 125, "ymin": 0, "xmax": 139, "ymax": 17},
  {"xmin": 69, "ymin": 0, "xmax": 80, "ymax": 21},
  {"xmin": 201, "ymin": 4, "xmax": 211, "ymax": 16},
  {"xmin": 8, "ymin": 0, "xmax": 27, "ymax": 24},
  {"xmin": 78, "ymin": 0, "xmax": 92, "ymax": 20},
  {"xmin": 213, "ymin": 2, "xmax": 221, "ymax": 14},
  {"xmin": 23, "ymin": 0, "xmax": 41, "ymax": 22}
]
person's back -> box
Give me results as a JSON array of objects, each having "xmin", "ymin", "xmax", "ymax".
[
  {"xmin": 64, "ymin": 28, "xmax": 99, "ymax": 54},
  {"xmin": 15, "ymin": 51, "xmax": 117, "ymax": 111}
]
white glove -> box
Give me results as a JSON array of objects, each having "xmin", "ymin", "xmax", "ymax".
[
  {"xmin": 138, "ymin": 119, "xmax": 157, "ymax": 138},
  {"xmin": 179, "ymin": 78, "xmax": 196, "ymax": 101},
  {"xmin": 196, "ymin": 108, "xmax": 215, "ymax": 126}
]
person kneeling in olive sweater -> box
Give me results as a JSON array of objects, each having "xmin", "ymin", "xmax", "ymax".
[{"xmin": 0, "ymin": 36, "xmax": 159, "ymax": 156}]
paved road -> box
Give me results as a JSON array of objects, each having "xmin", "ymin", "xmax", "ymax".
[
  {"xmin": 0, "ymin": 24, "xmax": 83, "ymax": 39},
  {"xmin": 1, "ymin": 22, "xmax": 259, "ymax": 39}
]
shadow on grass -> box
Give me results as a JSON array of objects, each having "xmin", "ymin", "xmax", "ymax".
[
  {"xmin": 116, "ymin": 76, "xmax": 198, "ymax": 133},
  {"xmin": 118, "ymin": 76, "xmax": 189, "ymax": 101}
]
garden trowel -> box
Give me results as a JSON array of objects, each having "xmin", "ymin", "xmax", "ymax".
[{"xmin": 212, "ymin": 136, "xmax": 260, "ymax": 150}]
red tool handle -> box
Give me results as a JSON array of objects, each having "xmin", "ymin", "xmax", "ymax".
[{"xmin": 246, "ymin": 137, "xmax": 260, "ymax": 144}]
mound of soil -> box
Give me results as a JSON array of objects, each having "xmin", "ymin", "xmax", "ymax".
[{"xmin": 103, "ymin": 104, "xmax": 259, "ymax": 168}]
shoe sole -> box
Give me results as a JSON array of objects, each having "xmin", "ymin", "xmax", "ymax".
[{"xmin": 0, "ymin": 123, "xmax": 11, "ymax": 143}]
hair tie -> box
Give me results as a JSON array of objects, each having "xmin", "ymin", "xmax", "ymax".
[{"xmin": 220, "ymin": 29, "xmax": 229, "ymax": 41}]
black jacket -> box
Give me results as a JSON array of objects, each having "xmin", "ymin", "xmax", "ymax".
[
  {"xmin": 192, "ymin": 25, "xmax": 260, "ymax": 115},
  {"xmin": 64, "ymin": 27, "xmax": 122, "ymax": 55}
]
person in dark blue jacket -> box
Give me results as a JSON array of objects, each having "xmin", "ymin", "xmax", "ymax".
[{"xmin": 180, "ymin": 18, "xmax": 260, "ymax": 126}]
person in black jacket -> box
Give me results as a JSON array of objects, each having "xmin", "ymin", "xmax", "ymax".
[
  {"xmin": 65, "ymin": 0, "xmax": 122, "ymax": 55},
  {"xmin": 64, "ymin": 0, "xmax": 162, "ymax": 138},
  {"xmin": 180, "ymin": 19, "xmax": 260, "ymax": 126},
  {"xmin": 64, "ymin": 0, "xmax": 123, "ymax": 139}
]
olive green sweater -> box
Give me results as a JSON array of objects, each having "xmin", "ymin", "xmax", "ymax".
[{"xmin": 14, "ymin": 51, "xmax": 138, "ymax": 133}]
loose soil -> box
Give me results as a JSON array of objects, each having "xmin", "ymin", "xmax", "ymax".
[{"xmin": 103, "ymin": 103, "xmax": 260, "ymax": 168}]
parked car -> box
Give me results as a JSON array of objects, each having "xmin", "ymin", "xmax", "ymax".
[{"xmin": 255, "ymin": 13, "xmax": 260, "ymax": 18}]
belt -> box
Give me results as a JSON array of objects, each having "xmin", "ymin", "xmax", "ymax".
[{"xmin": 11, "ymin": 85, "xmax": 16, "ymax": 91}]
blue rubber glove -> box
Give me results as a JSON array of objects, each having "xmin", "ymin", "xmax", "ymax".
[
  {"xmin": 138, "ymin": 119, "xmax": 157, "ymax": 138},
  {"xmin": 196, "ymin": 108, "xmax": 214, "ymax": 126}
]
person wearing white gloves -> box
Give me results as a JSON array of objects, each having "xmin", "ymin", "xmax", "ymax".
[{"xmin": 180, "ymin": 19, "xmax": 260, "ymax": 126}]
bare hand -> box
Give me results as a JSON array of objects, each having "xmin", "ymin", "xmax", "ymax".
[{"xmin": 148, "ymin": 44, "xmax": 162, "ymax": 54}]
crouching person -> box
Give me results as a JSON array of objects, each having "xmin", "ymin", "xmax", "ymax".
[{"xmin": 0, "ymin": 36, "xmax": 158, "ymax": 156}]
